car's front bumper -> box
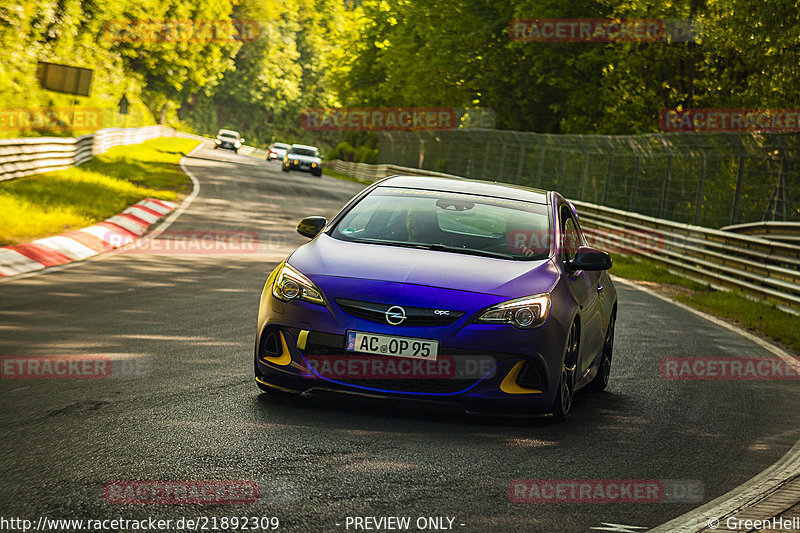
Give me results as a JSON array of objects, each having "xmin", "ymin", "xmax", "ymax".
[
  {"xmin": 254, "ymin": 286, "xmax": 570, "ymax": 414},
  {"xmin": 286, "ymin": 161, "xmax": 321, "ymax": 173}
]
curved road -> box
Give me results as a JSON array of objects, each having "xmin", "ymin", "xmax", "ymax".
[{"xmin": 1, "ymin": 142, "xmax": 799, "ymax": 532}]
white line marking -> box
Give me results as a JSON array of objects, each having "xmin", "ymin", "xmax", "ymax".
[
  {"xmin": 148, "ymin": 146, "xmax": 202, "ymax": 238},
  {"xmin": 613, "ymin": 276, "xmax": 800, "ymax": 533},
  {"xmin": 590, "ymin": 523, "xmax": 648, "ymax": 532}
]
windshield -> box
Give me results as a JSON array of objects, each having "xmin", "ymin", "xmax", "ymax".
[
  {"xmin": 219, "ymin": 132, "xmax": 238, "ymax": 139},
  {"xmin": 290, "ymin": 147, "xmax": 318, "ymax": 157},
  {"xmin": 331, "ymin": 187, "xmax": 551, "ymax": 260},
  {"xmin": 274, "ymin": 144, "xmax": 290, "ymax": 150}
]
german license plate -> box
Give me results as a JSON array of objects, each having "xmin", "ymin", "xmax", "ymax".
[{"xmin": 346, "ymin": 331, "xmax": 438, "ymax": 360}]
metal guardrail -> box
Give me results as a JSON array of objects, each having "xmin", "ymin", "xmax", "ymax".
[
  {"xmin": 0, "ymin": 126, "xmax": 272, "ymax": 184},
  {"xmin": 574, "ymin": 202, "xmax": 800, "ymax": 312},
  {"xmin": 325, "ymin": 159, "xmax": 455, "ymax": 182},
  {"xmin": 721, "ymin": 221, "xmax": 800, "ymax": 245},
  {"xmin": 0, "ymin": 126, "xmax": 176, "ymax": 182},
  {"xmin": 326, "ymin": 159, "xmax": 800, "ymax": 313}
]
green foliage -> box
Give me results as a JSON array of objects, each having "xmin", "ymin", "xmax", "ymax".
[
  {"xmin": 3, "ymin": 0, "xmax": 799, "ymax": 141},
  {"xmin": 327, "ymin": 141, "xmax": 378, "ymax": 163},
  {"xmin": 328, "ymin": 141, "xmax": 356, "ymax": 161}
]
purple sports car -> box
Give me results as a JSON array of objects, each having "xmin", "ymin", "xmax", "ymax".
[{"xmin": 254, "ymin": 176, "xmax": 617, "ymax": 420}]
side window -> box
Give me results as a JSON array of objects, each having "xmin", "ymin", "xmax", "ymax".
[{"xmin": 560, "ymin": 206, "xmax": 581, "ymax": 263}]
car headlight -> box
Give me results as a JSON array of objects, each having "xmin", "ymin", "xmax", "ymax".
[
  {"xmin": 311, "ymin": 162, "xmax": 317, "ymax": 168},
  {"xmin": 475, "ymin": 293, "xmax": 551, "ymax": 329},
  {"xmin": 215, "ymin": 139, "xmax": 221, "ymax": 144},
  {"xmin": 272, "ymin": 263, "xmax": 325, "ymax": 305},
  {"xmin": 293, "ymin": 159, "xmax": 299, "ymax": 165}
]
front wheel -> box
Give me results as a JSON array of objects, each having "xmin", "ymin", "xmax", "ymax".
[
  {"xmin": 549, "ymin": 321, "xmax": 578, "ymax": 421},
  {"xmin": 282, "ymin": 165, "xmax": 289, "ymax": 172},
  {"xmin": 587, "ymin": 312, "xmax": 615, "ymax": 393}
]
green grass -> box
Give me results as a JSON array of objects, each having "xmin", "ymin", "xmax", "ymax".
[
  {"xmin": 323, "ymin": 167, "xmax": 373, "ymax": 185},
  {"xmin": 611, "ymin": 254, "xmax": 708, "ymax": 291},
  {"xmin": 0, "ymin": 138, "xmax": 199, "ymax": 245},
  {"xmin": 611, "ymin": 254, "xmax": 800, "ymax": 355}
]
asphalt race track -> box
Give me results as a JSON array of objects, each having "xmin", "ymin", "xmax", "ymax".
[{"xmin": 1, "ymin": 142, "xmax": 799, "ymax": 532}]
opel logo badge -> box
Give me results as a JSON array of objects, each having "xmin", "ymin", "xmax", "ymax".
[{"xmin": 385, "ymin": 305, "xmax": 406, "ymax": 325}]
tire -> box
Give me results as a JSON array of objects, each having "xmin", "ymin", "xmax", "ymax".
[
  {"xmin": 313, "ymin": 171, "xmax": 322, "ymax": 177},
  {"xmin": 587, "ymin": 312, "xmax": 615, "ymax": 393},
  {"xmin": 549, "ymin": 321, "xmax": 578, "ymax": 422},
  {"xmin": 281, "ymin": 165, "xmax": 289, "ymax": 172},
  {"xmin": 234, "ymin": 148, "xmax": 238, "ymax": 153}
]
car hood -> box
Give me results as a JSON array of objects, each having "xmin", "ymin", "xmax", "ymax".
[{"xmin": 288, "ymin": 234, "xmax": 558, "ymax": 298}]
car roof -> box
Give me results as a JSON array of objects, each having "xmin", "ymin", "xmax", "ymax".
[
  {"xmin": 377, "ymin": 175, "xmax": 549, "ymax": 205},
  {"xmin": 290, "ymin": 144, "xmax": 319, "ymax": 150},
  {"xmin": 273, "ymin": 143, "xmax": 290, "ymax": 147},
  {"xmin": 218, "ymin": 129, "xmax": 239, "ymax": 136}
]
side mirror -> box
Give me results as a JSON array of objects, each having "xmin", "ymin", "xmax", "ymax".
[
  {"xmin": 569, "ymin": 246, "xmax": 612, "ymax": 271},
  {"xmin": 297, "ymin": 216, "xmax": 327, "ymax": 238},
  {"xmin": 240, "ymin": 138, "xmax": 245, "ymax": 143}
]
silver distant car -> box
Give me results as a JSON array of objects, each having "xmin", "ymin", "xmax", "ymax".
[
  {"xmin": 268, "ymin": 142, "xmax": 291, "ymax": 161},
  {"xmin": 215, "ymin": 129, "xmax": 244, "ymax": 153},
  {"xmin": 282, "ymin": 144, "xmax": 322, "ymax": 177}
]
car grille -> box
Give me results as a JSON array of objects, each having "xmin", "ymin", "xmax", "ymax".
[
  {"xmin": 334, "ymin": 298, "xmax": 464, "ymax": 327},
  {"xmin": 296, "ymin": 332, "xmax": 496, "ymax": 395}
]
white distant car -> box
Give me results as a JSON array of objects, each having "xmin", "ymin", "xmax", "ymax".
[
  {"xmin": 215, "ymin": 129, "xmax": 244, "ymax": 153},
  {"xmin": 268, "ymin": 143, "xmax": 291, "ymax": 161},
  {"xmin": 281, "ymin": 144, "xmax": 322, "ymax": 177}
]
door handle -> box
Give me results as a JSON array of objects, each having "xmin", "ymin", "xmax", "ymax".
[{"xmin": 597, "ymin": 284, "xmax": 604, "ymax": 293}]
